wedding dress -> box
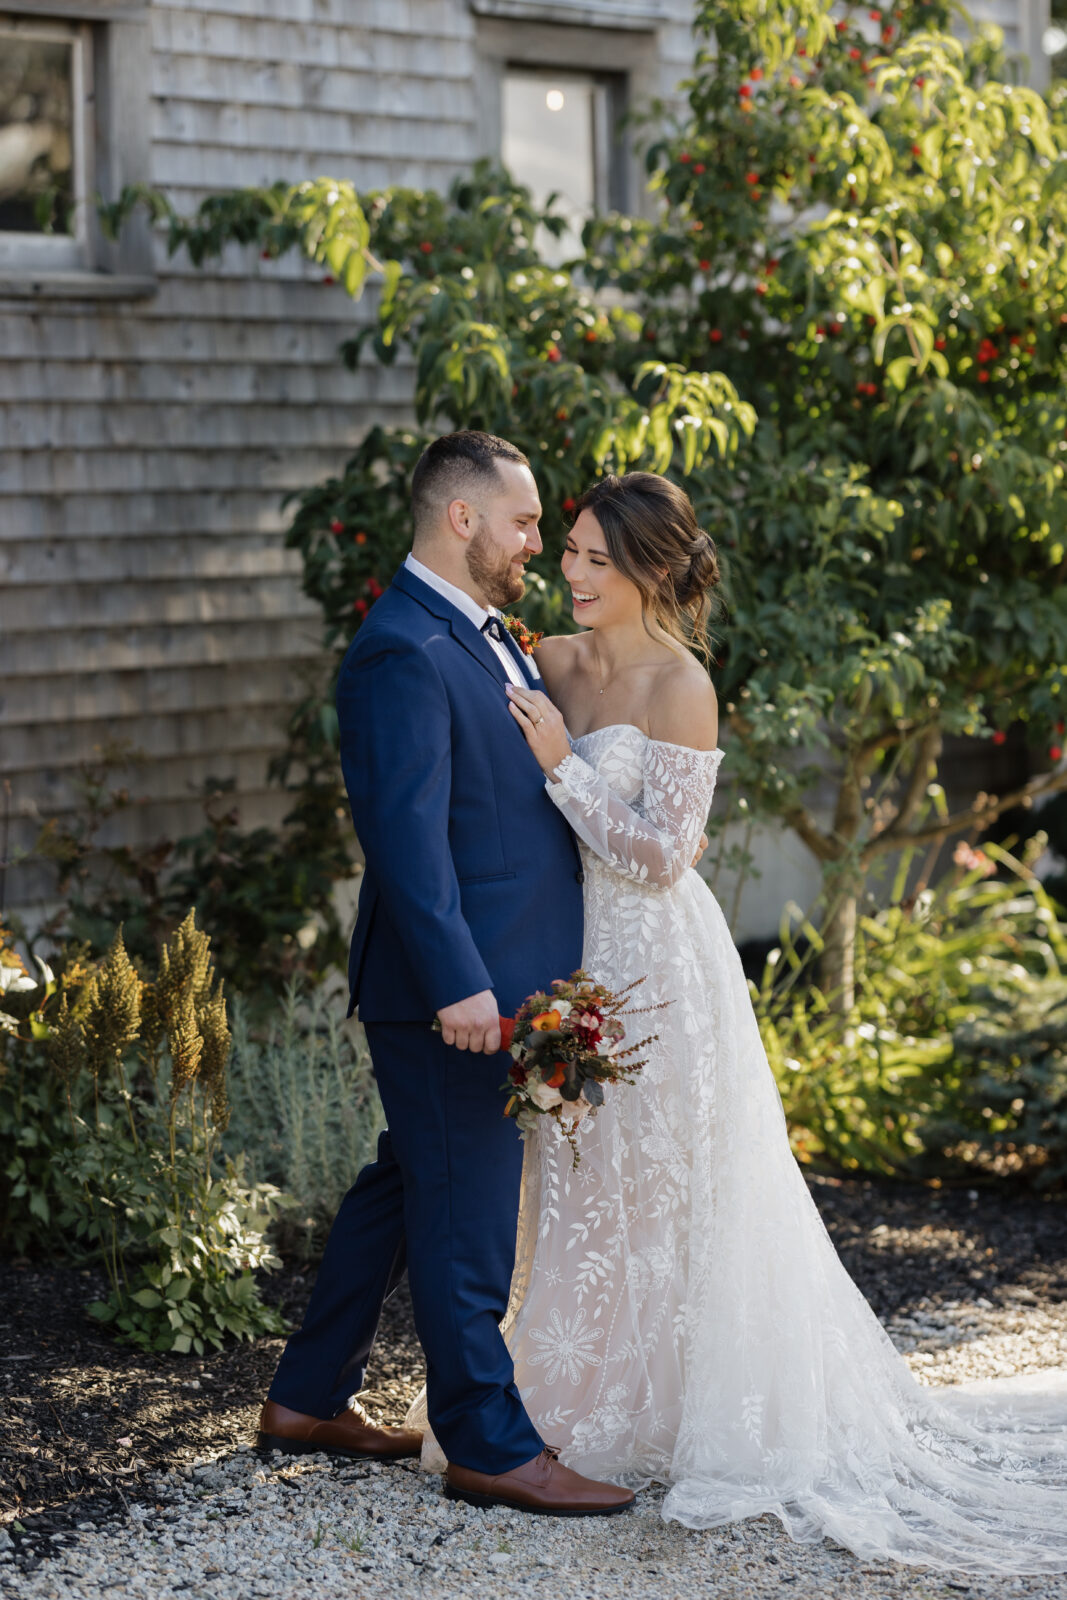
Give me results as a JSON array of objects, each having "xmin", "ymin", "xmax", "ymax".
[{"xmin": 408, "ymin": 723, "xmax": 1067, "ymax": 1573}]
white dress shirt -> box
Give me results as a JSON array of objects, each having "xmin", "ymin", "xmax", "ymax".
[{"xmin": 403, "ymin": 552, "xmax": 533, "ymax": 687}]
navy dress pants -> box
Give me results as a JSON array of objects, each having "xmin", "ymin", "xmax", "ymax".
[{"xmin": 267, "ymin": 1022, "xmax": 544, "ymax": 1476}]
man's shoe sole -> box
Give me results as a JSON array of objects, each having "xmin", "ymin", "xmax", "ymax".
[
  {"xmin": 255, "ymin": 1432, "xmax": 415, "ymax": 1463},
  {"xmin": 444, "ymin": 1483, "xmax": 634, "ymax": 1516}
]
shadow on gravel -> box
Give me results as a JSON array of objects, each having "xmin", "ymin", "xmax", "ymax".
[{"xmin": 1, "ymin": 1174, "xmax": 1063, "ymax": 1567}]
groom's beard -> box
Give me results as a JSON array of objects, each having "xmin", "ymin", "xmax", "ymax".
[{"xmin": 466, "ymin": 518, "xmax": 527, "ymax": 609}]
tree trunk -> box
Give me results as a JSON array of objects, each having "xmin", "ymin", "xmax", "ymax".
[{"xmin": 820, "ymin": 884, "xmax": 858, "ymax": 1012}]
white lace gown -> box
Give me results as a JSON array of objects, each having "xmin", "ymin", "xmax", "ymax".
[{"xmin": 410, "ymin": 724, "xmax": 1067, "ymax": 1573}]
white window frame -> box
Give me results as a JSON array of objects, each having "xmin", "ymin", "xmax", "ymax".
[
  {"xmin": 0, "ymin": 0, "xmax": 154, "ymax": 299},
  {"xmin": 474, "ymin": 11, "xmax": 664, "ymax": 222},
  {"xmin": 0, "ymin": 16, "xmax": 93, "ymax": 272}
]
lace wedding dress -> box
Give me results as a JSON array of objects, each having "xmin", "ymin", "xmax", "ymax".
[{"xmin": 408, "ymin": 724, "xmax": 1067, "ymax": 1573}]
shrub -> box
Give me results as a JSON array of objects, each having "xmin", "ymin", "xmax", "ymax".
[
  {"xmin": 759, "ymin": 838, "xmax": 1067, "ymax": 1181},
  {"xmin": 2, "ymin": 912, "xmax": 292, "ymax": 1351},
  {"xmin": 225, "ymin": 982, "xmax": 385, "ymax": 1259}
]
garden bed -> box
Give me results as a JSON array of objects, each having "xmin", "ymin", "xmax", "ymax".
[{"xmin": 2, "ymin": 1172, "xmax": 1064, "ymax": 1572}]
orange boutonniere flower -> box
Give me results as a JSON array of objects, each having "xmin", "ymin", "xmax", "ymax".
[{"xmin": 501, "ymin": 613, "xmax": 544, "ymax": 657}]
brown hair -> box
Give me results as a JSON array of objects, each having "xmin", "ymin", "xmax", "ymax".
[
  {"xmin": 572, "ymin": 472, "xmax": 721, "ymax": 665},
  {"xmin": 411, "ymin": 430, "xmax": 529, "ymax": 537}
]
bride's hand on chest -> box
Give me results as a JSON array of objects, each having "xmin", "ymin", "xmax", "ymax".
[{"xmin": 505, "ymin": 684, "xmax": 571, "ymax": 778}]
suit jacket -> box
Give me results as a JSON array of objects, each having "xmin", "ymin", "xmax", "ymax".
[{"xmin": 338, "ymin": 562, "xmax": 585, "ymax": 1022}]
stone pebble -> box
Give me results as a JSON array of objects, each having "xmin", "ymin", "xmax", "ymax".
[{"xmin": 3, "ymin": 1301, "xmax": 1066, "ymax": 1600}]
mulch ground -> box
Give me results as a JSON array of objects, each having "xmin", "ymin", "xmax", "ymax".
[{"xmin": 1, "ymin": 1174, "xmax": 1064, "ymax": 1569}]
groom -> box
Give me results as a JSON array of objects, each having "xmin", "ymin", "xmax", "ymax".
[{"xmin": 258, "ymin": 430, "xmax": 634, "ymax": 1516}]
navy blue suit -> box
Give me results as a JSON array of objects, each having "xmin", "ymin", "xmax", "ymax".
[{"xmin": 268, "ymin": 562, "xmax": 584, "ymax": 1472}]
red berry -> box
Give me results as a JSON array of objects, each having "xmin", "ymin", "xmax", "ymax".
[
  {"xmin": 419, "ymin": 240, "xmax": 432, "ymax": 254},
  {"xmin": 323, "ymin": 275, "xmax": 335, "ymax": 286},
  {"xmin": 556, "ymin": 408, "xmax": 569, "ymax": 421},
  {"xmin": 750, "ymin": 67, "xmax": 763, "ymax": 81},
  {"xmin": 789, "ymin": 74, "xmax": 803, "ymax": 87},
  {"xmin": 837, "ymin": 19, "xmax": 847, "ymax": 31},
  {"xmin": 911, "ymin": 144, "xmax": 922, "ymax": 157},
  {"xmin": 1051, "ymin": 746, "xmax": 1063, "ymax": 762},
  {"xmin": 1058, "ymin": 720, "xmax": 1065, "ymax": 734},
  {"xmin": 849, "ymin": 47, "xmax": 862, "ymax": 59},
  {"xmin": 679, "ymin": 151, "xmax": 692, "ymax": 164},
  {"xmin": 755, "ymin": 283, "xmax": 767, "ymax": 296},
  {"xmin": 584, "ymin": 329, "xmax": 598, "ymax": 342},
  {"xmin": 355, "ymin": 531, "xmax": 368, "ymax": 545},
  {"xmin": 709, "ymin": 328, "xmax": 723, "ymax": 343},
  {"xmin": 354, "ymin": 598, "xmax": 369, "ymax": 616},
  {"xmin": 935, "ymin": 337, "xmax": 946, "ymax": 350},
  {"xmin": 260, "ymin": 249, "xmax": 271, "ymax": 260},
  {"xmin": 869, "ymin": 8, "xmax": 881, "ymax": 17},
  {"xmin": 330, "ymin": 518, "xmax": 344, "ymax": 534},
  {"xmin": 699, "ymin": 258, "xmax": 712, "ymax": 270},
  {"xmin": 798, "ymin": 45, "xmax": 807, "ymax": 56},
  {"xmin": 739, "ymin": 84, "xmax": 752, "ymax": 99},
  {"xmin": 694, "ymin": 163, "xmax": 706, "ymax": 174},
  {"xmin": 765, "ymin": 258, "xmax": 780, "ymax": 274},
  {"xmin": 546, "ymin": 344, "xmax": 562, "ymax": 362},
  {"xmin": 915, "ymin": 75, "xmax": 925, "ymax": 86},
  {"xmin": 991, "ymin": 730, "xmax": 1007, "ymax": 745},
  {"xmin": 562, "ymin": 497, "xmax": 577, "ymax": 513},
  {"xmin": 978, "ymin": 371, "xmax": 990, "ymax": 382},
  {"xmin": 745, "ymin": 171, "xmax": 760, "ymax": 185}
]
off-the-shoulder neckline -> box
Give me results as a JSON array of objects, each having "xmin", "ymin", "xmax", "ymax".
[{"xmin": 570, "ymin": 723, "xmax": 723, "ymax": 758}]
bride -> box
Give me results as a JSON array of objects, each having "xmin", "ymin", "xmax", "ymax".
[{"xmin": 411, "ymin": 469, "xmax": 1067, "ymax": 1573}]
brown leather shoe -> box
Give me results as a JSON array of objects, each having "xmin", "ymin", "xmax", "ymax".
[
  {"xmin": 256, "ymin": 1398, "xmax": 422, "ymax": 1462},
  {"xmin": 445, "ymin": 1446, "xmax": 635, "ymax": 1517}
]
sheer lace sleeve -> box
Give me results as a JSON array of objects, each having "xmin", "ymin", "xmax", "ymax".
[{"xmin": 546, "ymin": 738, "xmax": 724, "ymax": 889}]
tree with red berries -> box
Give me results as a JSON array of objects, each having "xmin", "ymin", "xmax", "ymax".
[{"xmin": 584, "ymin": 0, "xmax": 1067, "ymax": 1002}]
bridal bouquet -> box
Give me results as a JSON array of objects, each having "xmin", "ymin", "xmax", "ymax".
[{"xmin": 500, "ymin": 971, "xmax": 662, "ymax": 1166}]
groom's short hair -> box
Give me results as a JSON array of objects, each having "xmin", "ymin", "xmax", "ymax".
[{"xmin": 411, "ymin": 430, "xmax": 529, "ymax": 537}]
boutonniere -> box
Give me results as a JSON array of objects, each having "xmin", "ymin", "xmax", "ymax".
[{"xmin": 501, "ymin": 614, "xmax": 544, "ymax": 656}]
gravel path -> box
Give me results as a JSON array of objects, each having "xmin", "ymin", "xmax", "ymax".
[{"xmin": 3, "ymin": 1176, "xmax": 1065, "ymax": 1599}]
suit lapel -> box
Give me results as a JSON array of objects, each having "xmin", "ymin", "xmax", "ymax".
[{"xmin": 391, "ymin": 562, "xmax": 511, "ymax": 690}]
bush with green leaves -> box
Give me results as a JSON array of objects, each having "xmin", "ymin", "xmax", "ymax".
[
  {"xmin": 2, "ymin": 912, "xmax": 292, "ymax": 1351},
  {"xmin": 758, "ymin": 837, "xmax": 1067, "ymax": 1180},
  {"xmin": 224, "ymin": 982, "xmax": 385, "ymax": 1258}
]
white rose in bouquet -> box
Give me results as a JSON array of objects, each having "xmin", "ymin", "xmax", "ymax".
[{"xmin": 528, "ymin": 1078, "xmax": 565, "ymax": 1111}]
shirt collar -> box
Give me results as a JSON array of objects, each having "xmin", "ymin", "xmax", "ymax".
[{"xmin": 404, "ymin": 553, "xmax": 500, "ymax": 632}]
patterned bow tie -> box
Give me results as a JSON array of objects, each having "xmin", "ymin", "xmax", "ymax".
[{"xmin": 481, "ymin": 616, "xmax": 507, "ymax": 643}]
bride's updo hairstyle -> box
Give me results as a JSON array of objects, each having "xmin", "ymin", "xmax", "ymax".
[{"xmin": 572, "ymin": 472, "xmax": 721, "ymax": 665}]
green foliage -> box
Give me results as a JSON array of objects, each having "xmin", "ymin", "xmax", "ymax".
[
  {"xmin": 945, "ymin": 978, "xmax": 1067, "ymax": 1187},
  {"xmin": 0, "ymin": 925, "xmax": 87, "ymax": 1253},
  {"xmin": 0, "ymin": 914, "xmax": 293, "ymax": 1350},
  {"xmin": 224, "ymin": 982, "xmax": 385, "ymax": 1258},
  {"xmin": 586, "ymin": 0, "xmax": 1067, "ymax": 892},
  {"xmin": 100, "ymin": 177, "xmax": 379, "ymax": 298},
  {"xmin": 758, "ymin": 839, "xmax": 1067, "ymax": 1180}
]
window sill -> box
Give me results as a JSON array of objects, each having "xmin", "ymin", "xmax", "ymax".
[{"xmin": 0, "ymin": 271, "xmax": 157, "ymax": 301}]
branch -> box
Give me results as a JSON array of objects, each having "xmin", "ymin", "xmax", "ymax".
[
  {"xmin": 882, "ymin": 724, "xmax": 943, "ymax": 839},
  {"xmin": 863, "ymin": 766, "xmax": 1067, "ymax": 859},
  {"xmin": 783, "ymin": 802, "xmax": 840, "ymax": 862}
]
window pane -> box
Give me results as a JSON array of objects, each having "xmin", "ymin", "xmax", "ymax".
[
  {"xmin": 0, "ymin": 37, "xmax": 76, "ymax": 235},
  {"xmin": 502, "ymin": 70, "xmax": 597, "ymax": 260}
]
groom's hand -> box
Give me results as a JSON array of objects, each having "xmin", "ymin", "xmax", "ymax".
[{"xmin": 437, "ymin": 990, "xmax": 502, "ymax": 1055}]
